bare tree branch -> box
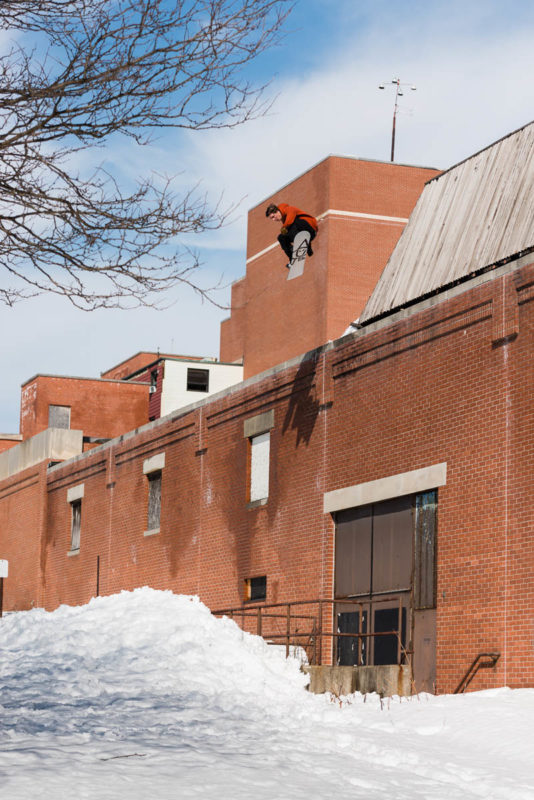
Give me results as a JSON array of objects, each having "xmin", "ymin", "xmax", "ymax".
[{"xmin": 0, "ymin": 0, "xmax": 292, "ymax": 309}]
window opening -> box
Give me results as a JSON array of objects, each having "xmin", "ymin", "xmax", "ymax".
[
  {"xmin": 147, "ymin": 471, "xmax": 162, "ymax": 531},
  {"xmin": 373, "ymin": 606, "xmax": 407, "ymax": 665},
  {"xmin": 244, "ymin": 576, "xmax": 267, "ymax": 602},
  {"xmin": 70, "ymin": 499, "xmax": 81, "ymax": 551},
  {"xmin": 249, "ymin": 431, "xmax": 270, "ymax": 502},
  {"xmin": 49, "ymin": 404, "xmax": 71, "ymax": 429},
  {"xmin": 187, "ymin": 368, "xmax": 209, "ymax": 392},
  {"xmin": 337, "ymin": 609, "xmax": 368, "ymax": 666}
]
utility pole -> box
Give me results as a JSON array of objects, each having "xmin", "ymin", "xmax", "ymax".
[{"xmin": 378, "ymin": 78, "xmax": 416, "ymax": 162}]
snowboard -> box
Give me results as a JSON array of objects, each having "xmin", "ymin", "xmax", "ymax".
[{"xmin": 286, "ymin": 231, "xmax": 310, "ymax": 280}]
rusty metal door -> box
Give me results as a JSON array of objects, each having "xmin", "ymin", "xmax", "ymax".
[
  {"xmin": 334, "ymin": 506, "xmax": 372, "ymax": 597},
  {"xmin": 372, "ymin": 496, "xmax": 413, "ymax": 593},
  {"xmin": 412, "ymin": 491, "xmax": 437, "ymax": 691}
]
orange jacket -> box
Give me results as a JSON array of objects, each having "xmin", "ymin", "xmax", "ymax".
[{"xmin": 278, "ymin": 203, "xmax": 318, "ymax": 232}]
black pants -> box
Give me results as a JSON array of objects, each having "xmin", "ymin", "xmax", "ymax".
[{"xmin": 277, "ymin": 218, "xmax": 316, "ymax": 260}]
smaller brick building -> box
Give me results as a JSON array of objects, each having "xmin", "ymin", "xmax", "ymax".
[{"xmin": 20, "ymin": 374, "xmax": 150, "ymax": 445}]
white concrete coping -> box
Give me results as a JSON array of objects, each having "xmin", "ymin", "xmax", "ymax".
[
  {"xmin": 143, "ymin": 452, "xmax": 165, "ymax": 474},
  {"xmin": 323, "ymin": 462, "xmax": 447, "ymax": 514},
  {"xmin": 0, "ymin": 428, "xmax": 83, "ymax": 481},
  {"xmin": 243, "ymin": 410, "xmax": 275, "ymax": 439},
  {"xmin": 67, "ymin": 483, "xmax": 85, "ymax": 503}
]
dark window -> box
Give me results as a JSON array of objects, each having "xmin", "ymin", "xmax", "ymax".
[
  {"xmin": 373, "ymin": 606, "xmax": 407, "ymax": 665},
  {"xmin": 49, "ymin": 405, "xmax": 71, "ymax": 429},
  {"xmin": 147, "ymin": 471, "xmax": 162, "ymax": 531},
  {"xmin": 337, "ymin": 609, "xmax": 368, "ymax": 666},
  {"xmin": 70, "ymin": 499, "xmax": 81, "ymax": 550},
  {"xmin": 187, "ymin": 368, "xmax": 209, "ymax": 392},
  {"xmin": 150, "ymin": 369, "xmax": 158, "ymax": 392},
  {"xmin": 244, "ymin": 576, "xmax": 267, "ymax": 602}
]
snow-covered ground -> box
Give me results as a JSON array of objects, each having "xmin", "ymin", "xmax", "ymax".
[{"xmin": 0, "ymin": 588, "xmax": 533, "ymax": 800}]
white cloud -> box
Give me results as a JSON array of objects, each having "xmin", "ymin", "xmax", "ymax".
[{"xmin": 178, "ymin": 21, "xmax": 534, "ymax": 209}]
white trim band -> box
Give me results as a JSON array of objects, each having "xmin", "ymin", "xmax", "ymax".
[
  {"xmin": 323, "ymin": 463, "xmax": 447, "ymax": 514},
  {"xmin": 319, "ymin": 209, "xmax": 409, "ymax": 224},
  {"xmin": 246, "ymin": 209, "xmax": 409, "ymax": 265}
]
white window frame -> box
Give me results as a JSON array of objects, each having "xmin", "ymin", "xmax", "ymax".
[
  {"xmin": 249, "ymin": 431, "xmax": 270, "ymax": 503},
  {"xmin": 244, "ymin": 411, "xmax": 274, "ymax": 507}
]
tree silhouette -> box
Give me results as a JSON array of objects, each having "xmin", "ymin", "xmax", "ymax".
[{"xmin": 0, "ymin": 0, "xmax": 290, "ymax": 308}]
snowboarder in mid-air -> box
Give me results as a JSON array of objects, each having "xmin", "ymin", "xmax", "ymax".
[{"xmin": 265, "ymin": 203, "xmax": 318, "ymax": 279}]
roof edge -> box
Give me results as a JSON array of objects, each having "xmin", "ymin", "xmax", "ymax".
[
  {"xmin": 249, "ymin": 155, "xmax": 441, "ymax": 213},
  {"xmin": 426, "ymin": 118, "xmax": 534, "ymax": 185}
]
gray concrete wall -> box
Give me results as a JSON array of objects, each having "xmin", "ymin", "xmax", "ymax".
[
  {"xmin": 303, "ymin": 664, "xmax": 413, "ymax": 697},
  {"xmin": 0, "ymin": 428, "xmax": 83, "ymax": 480}
]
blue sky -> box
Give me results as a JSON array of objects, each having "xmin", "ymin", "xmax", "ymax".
[{"xmin": 3, "ymin": 0, "xmax": 534, "ymax": 431}]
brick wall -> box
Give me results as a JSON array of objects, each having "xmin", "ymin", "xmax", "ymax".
[
  {"xmin": 219, "ymin": 278, "xmax": 246, "ymax": 364},
  {"xmin": 2, "ymin": 262, "xmax": 534, "ymax": 693},
  {"xmin": 0, "ymin": 462, "xmax": 48, "ymax": 610}
]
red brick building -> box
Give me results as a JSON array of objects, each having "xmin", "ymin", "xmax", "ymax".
[{"xmin": 2, "ymin": 127, "xmax": 534, "ymax": 695}]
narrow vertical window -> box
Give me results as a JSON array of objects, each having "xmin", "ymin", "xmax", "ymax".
[
  {"xmin": 70, "ymin": 499, "xmax": 81, "ymax": 551},
  {"xmin": 67, "ymin": 484, "xmax": 84, "ymax": 554},
  {"xmin": 243, "ymin": 411, "xmax": 274, "ymax": 507},
  {"xmin": 249, "ymin": 431, "xmax": 270, "ymax": 503},
  {"xmin": 147, "ymin": 471, "xmax": 162, "ymax": 532},
  {"xmin": 143, "ymin": 453, "xmax": 165, "ymax": 536},
  {"xmin": 414, "ymin": 490, "xmax": 437, "ymax": 609}
]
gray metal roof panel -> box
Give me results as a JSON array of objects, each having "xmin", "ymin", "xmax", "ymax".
[{"xmin": 360, "ymin": 121, "xmax": 534, "ymax": 322}]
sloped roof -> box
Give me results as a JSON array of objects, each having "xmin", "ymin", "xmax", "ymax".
[{"xmin": 360, "ymin": 121, "xmax": 534, "ymax": 323}]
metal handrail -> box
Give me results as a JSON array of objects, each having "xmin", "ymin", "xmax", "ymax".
[
  {"xmin": 454, "ymin": 652, "xmax": 500, "ymax": 694},
  {"xmin": 212, "ymin": 596, "xmax": 408, "ymax": 666}
]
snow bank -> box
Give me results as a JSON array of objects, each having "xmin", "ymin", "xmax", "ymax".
[{"xmin": 0, "ymin": 588, "xmax": 533, "ymax": 799}]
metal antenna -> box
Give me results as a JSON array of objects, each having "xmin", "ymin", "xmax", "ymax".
[{"xmin": 378, "ymin": 78, "xmax": 417, "ymax": 162}]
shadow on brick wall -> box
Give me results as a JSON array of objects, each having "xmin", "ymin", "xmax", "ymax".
[{"xmin": 282, "ymin": 351, "xmax": 320, "ymax": 446}]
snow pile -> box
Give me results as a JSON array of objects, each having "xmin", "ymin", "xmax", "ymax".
[{"xmin": 1, "ymin": 588, "xmax": 533, "ymax": 799}]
